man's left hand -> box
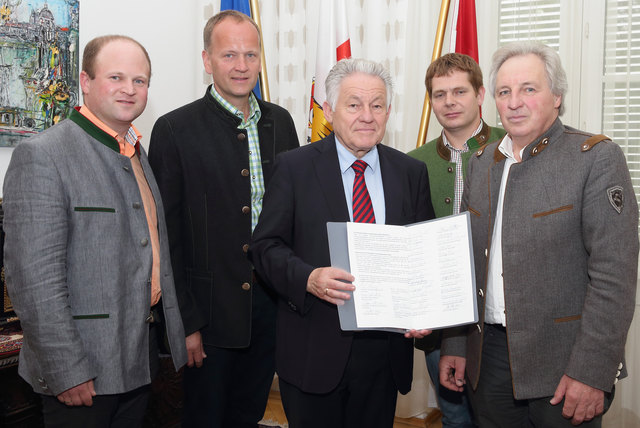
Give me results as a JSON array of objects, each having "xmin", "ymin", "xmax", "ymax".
[
  {"xmin": 404, "ymin": 329, "xmax": 432, "ymax": 339},
  {"xmin": 550, "ymin": 374, "xmax": 604, "ymax": 425}
]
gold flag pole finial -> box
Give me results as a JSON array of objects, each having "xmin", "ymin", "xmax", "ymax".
[
  {"xmin": 416, "ymin": 0, "xmax": 452, "ymax": 148},
  {"xmin": 249, "ymin": 0, "xmax": 270, "ymax": 102}
]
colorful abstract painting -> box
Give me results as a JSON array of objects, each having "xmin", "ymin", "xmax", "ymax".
[{"xmin": 0, "ymin": 0, "xmax": 79, "ymax": 147}]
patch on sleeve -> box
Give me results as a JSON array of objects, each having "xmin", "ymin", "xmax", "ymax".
[{"xmin": 607, "ymin": 186, "xmax": 624, "ymax": 214}]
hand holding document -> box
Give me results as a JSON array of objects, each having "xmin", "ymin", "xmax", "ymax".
[{"xmin": 327, "ymin": 212, "xmax": 477, "ymax": 333}]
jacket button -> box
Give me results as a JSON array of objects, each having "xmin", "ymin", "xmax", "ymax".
[
  {"xmin": 444, "ymin": 197, "xmax": 451, "ymax": 204},
  {"xmin": 242, "ymin": 206, "xmax": 250, "ymax": 214},
  {"xmin": 242, "ymin": 282, "xmax": 251, "ymax": 291},
  {"xmin": 140, "ymin": 238, "xmax": 149, "ymax": 246},
  {"xmin": 237, "ymin": 133, "xmax": 246, "ymax": 141},
  {"xmin": 447, "ymin": 167, "xmax": 453, "ymax": 173},
  {"xmin": 241, "ymin": 169, "xmax": 250, "ymax": 177},
  {"xmin": 132, "ymin": 202, "xmax": 141, "ymax": 209},
  {"xmin": 618, "ymin": 362, "xmax": 623, "ymax": 370},
  {"xmin": 476, "ymin": 324, "xmax": 482, "ymax": 334},
  {"xmin": 478, "ymin": 289, "xmax": 484, "ymax": 297},
  {"xmin": 484, "ymin": 248, "xmax": 488, "ymax": 257},
  {"xmin": 242, "ymin": 244, "xmax": 249, "ymax": 253}
]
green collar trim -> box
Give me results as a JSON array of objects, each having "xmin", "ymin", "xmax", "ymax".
[{"xmin": 68, "ymin": 109, "xmax": 120, "ymax": 153}]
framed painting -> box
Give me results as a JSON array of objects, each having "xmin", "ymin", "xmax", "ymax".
[{"xmin": 0, "ymin": 0, "xmax": 79, "ymax": 147}]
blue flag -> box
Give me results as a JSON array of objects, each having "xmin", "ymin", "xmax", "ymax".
[{"xmin": 220, "ymin": 0, "xmax": 262, "ymax": 99}]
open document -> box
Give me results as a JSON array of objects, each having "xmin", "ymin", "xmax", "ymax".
[{"xmin": 327, "ymin": 212, "xmax": 477, "ymax": 333}]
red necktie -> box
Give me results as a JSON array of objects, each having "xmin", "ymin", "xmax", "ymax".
[{"xmin": 351, "ymin": 160, "xmax": 376, "ymax": 223}]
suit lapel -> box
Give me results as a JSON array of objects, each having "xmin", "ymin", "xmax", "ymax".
[
  {"xmin": 378, "ymin": 145, "xmax": 402, "ymax": 225},
  {"xmin": 313, "ymin": 136, "xmax": 350, "ymax": 222}
]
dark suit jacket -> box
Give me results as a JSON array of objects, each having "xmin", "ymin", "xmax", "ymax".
[
  {"xmin": 249, "ymin": 134, "xmax": 435, "ymax": 394},
  {"xmin": 148, "ymin": 86, "xmax": 299, "ymax": 348}
]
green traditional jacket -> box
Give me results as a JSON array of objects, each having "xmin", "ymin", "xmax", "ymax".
[
  {"xmin": 408, "ymin": 121, "xmax": 506, "ymax": 218},
  {"xmin": 407, "ymin": 120, "xmax": 505, "ymax": 351}
]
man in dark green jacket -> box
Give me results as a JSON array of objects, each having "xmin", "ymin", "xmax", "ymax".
[{"xmin": 407, "ymin": 53, "xmax": 504, "ymax": 428}]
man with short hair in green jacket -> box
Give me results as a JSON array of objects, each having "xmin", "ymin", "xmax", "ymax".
[{"xmin": 407, "ymin": 53, "xmax": 505, "ymax": 428}]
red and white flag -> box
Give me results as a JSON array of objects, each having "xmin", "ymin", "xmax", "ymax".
[
  {"xmin": 308, "ymin": 0, "xmax": 351, "ymax": 143},
  {"xmin": 449, "ymin": 0, "xmax": 478, "ymax": 62}
]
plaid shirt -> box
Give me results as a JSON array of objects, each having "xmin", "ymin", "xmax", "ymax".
[
  {"xmin": 211, "ymin": 87, "xmax": 264, "ymax": 231},
  {"xmin": 441, "ymin": 120, "xmax": 483, "ymax": 214}
]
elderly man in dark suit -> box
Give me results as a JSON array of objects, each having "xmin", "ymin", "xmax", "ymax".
[
  {"xmin": 440, "ymin": 41, "xmax": 638, "ymax": 428},
  {"xmin": 249, "ymin": 58, "xmax": 435, "ymax": 428},
  {"xmin": 3, "ymin": 35, "xmax": 187, "ymax": 428}
]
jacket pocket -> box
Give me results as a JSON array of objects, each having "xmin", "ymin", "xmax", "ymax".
[
  {"xmin": 553, "ymin": 314, "xmax": 581, "ymax": 323},
  {"xmin": 467, "ymin": 206, "xmax": 481, "ymax": 217},
  {"xmin": 532, "ymin": 205, "xmax": 573, "ymax": 218},
  {"xmin": 72, "ymin": 314, "xmax": 110, "ymax": 319},
  {"xmin": 74, "ymin": 207, "xmax": 116, "ymax": 213}
]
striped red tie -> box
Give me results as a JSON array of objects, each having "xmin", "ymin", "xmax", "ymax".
[{"xmin": 351, "ymin": 160, "xmax": 376, "ymax": 223}]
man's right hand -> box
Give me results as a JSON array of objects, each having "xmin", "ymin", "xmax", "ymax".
[
  {"xmin": 57, "ymin": 380, "xmax": 96, "ymax": 406},
  {"xmin": 440, "ymin": 355, "xmax": 467, "ymax": 392},
  {"xmin": 186, "ymin": 330, "xmax": 206, "ymax": 368},
  {"xmin": 306, "ymin": 267, "xmax": 355, "ymax": 306}
]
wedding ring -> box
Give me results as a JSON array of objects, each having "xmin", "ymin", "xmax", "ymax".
[{"xmin": 324, "ymin": 288, "xmax": 329, "ymax": 296}]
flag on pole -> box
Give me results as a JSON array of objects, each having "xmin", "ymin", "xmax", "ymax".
[
  {"xmin": 450, "ymin": 0, "xmax": 479, "ymax": 117},
  {"xmin": 220, "ymin": 0, "xmax": 262, "ymax": 99},
  {"xmin": 308, "ymin": 0, "xmax": 351, "ymax": 143},
  {"xmin": 449, "ymin": 0, "xmax": 478, "ymax": 62}
]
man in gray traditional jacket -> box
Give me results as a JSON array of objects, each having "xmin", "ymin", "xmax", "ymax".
[
  {"xmin": 3, "ymin": 35, "xmax": 187, "ymax": 428},
  {"xmin": 440, "ymin": 41, "xmax": 638, "ymax": 427}
]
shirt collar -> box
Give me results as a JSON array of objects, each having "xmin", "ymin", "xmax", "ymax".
[
  {"xmin": 498, "ymin": 134, "xmax": 524, "ymax": 162},
  {"xmin": 442, "ymin": 119, "xmax": 483, "ymax": 152},
  {"xmin": 210, "ymin": 85, "xmax": 262, "ymax": 125},
  {"xmin": 77, "ymin": 105, "xmax": 141, "ymax": 148},
  {"xmin": 335, "ymin": 135, "xmax": 380, "ymax": 174}
]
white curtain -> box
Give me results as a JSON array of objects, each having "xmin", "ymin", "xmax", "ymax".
[{"xmin": 259, "ymin": 0, "xmax": 447, "ymax": 153}]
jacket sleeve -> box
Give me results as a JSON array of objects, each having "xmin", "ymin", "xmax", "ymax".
[
  {"xmin": 565, "ymin": 141, "xmax": 638, "ymax": 391},
  {"xmin": 3, "ymin": 143, "xmax": 94, "ymax": 395},
  {"xmin": 148, "ymin": 117, "xmax": 207, "ymax": 336},
  {"xmin": 249, "ymin": 154, "xmax": 316, "ymax": 315}
]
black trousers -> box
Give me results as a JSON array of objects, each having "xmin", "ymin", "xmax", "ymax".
[
  {"xmin": 469, "ymin": 323, "xmax": 612, "ymax": 428},
  {"xmin": 39, "ymin": 320, "xmax": 159, "ymax": 428},
  {"xmin": 279, "ymin": 331, "xmax": 398, "ymax": 428},
  {"xmin": 182, "ymin": 280, "xmax": 277, "ymax": 428}
]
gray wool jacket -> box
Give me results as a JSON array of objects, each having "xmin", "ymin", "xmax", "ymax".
[
  {"xmin": 442, "ymin": 118, "xmax": 638, "ymax": 400},
  {"xmin": 3, "ymin": 110, "xmax": 187, "ymax": 396}
]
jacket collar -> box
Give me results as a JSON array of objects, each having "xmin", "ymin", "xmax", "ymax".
[
  {"xmin": 203, "ymin": 84, "xmax": 271, "ymax": 126},
  {"xmin": 68, "ymin": 108, "xmax": 120, "ymax": 153},
  {"xmin": 436, "ymin": 120, "xmax": 492, "ymax": 161},
  {"xmin": 491, "ymin": 117, "xmax": 564, "ymax": 163}
]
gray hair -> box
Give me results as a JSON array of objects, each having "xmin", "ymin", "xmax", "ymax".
[
  {"xmin": 489, "ymin": 41, "xmax": 568, "ymax": 116},
  {"xmin": 325, "ymin": 58, "xmax": 394, "ymax": 110}
]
